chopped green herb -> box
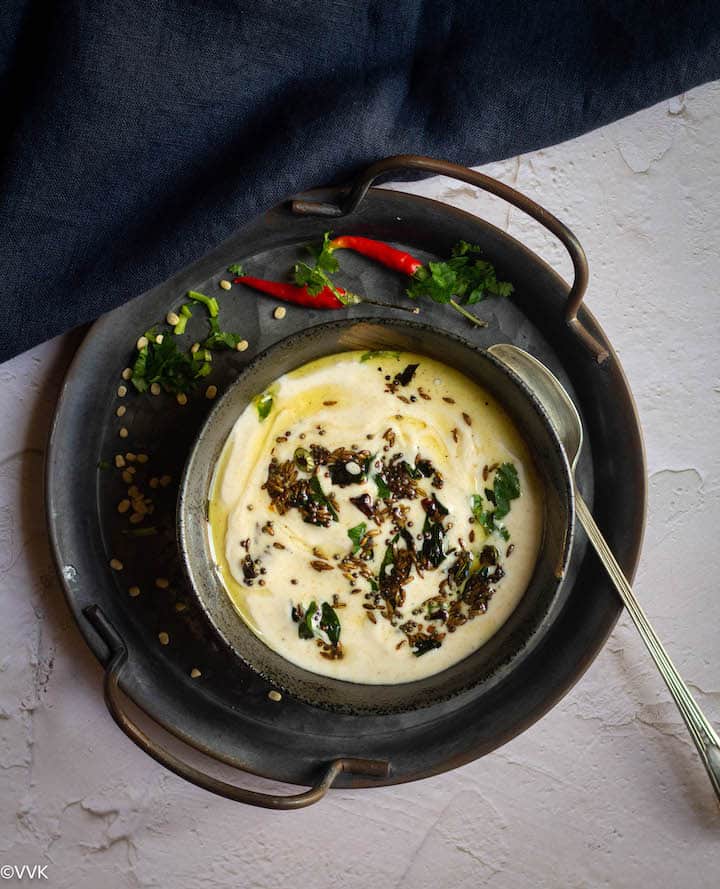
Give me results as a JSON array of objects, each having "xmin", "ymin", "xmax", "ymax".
[
  {"xmin": 471, "ymin": 463, "xmax": 519, "ymax": 539},
  {"xmin": 202, "ymin": 316, "xmax": 242, "ymax": 350},
  {"xmin": 131, "ymin": 332, "xmax": 202, "ymax": 394},
  {"xmin": 293, "ymin": 233, "xmax": 348, "ymax": 302},
  {"xmin": 254, "ymin": 391, "xmax": 273, "ymax": 421},
  {"xmin": 492, "ymin": 462, "xmax": 520, "ymax": 519},
  {"xmin": 407, "ymin": 242, "xmax": 513, "ymax": 308},
  {"xmin": 360, "ymin": 350, "xmax": 401, "ymax": 362},
  {"xmin": 374, "ymin": 473, "xmax": 392, "ymax": 499},
  {"xmin": 187, "ymin": 290, "xmax": 219, "ymax": 318},
  {"xmin": 347, "ymin": 522, "xmax": 367, "ymax": 553},
  {"xmin": 227, "ymin": 263, "xmax": 244, "ymax": 276},
  {"xmin": 173, "ymin": 304, "xmax": 192, "ymax": 335}
]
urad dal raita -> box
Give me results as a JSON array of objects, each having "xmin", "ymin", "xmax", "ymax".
[{"xmin": 208, "ymin": 350, "xmax": 543, "ymax": 683}]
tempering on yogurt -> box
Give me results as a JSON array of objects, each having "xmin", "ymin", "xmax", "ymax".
[{"xmin": 208, "ymin": 350, "xmax": 543, "ymax": 684}]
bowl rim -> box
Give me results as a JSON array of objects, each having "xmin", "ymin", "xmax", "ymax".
[{"xmin": 177, "ymin": 316, "xmax": 575, "ymax": 711}]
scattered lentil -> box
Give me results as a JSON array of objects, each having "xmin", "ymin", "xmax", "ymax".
[
  {"xmin": 190, "ymin": 342, "xmax": 200, "ymax": 354},
  {"xmin": 155, "ymin": 334, "xmax": 164, "ymax": 344},
  {"xmin": 190, "ymin": 668, "xmax": 202, "ymax": 679},
  {"xmin": 158, "ymin": 632, "xmax": 170, "ymax": 646},
  {"xmin": 128, "ymin": 585, "xmax": 141, "ymax": 597},
  {"xmin": 136, "ymin": 336, "xmax": 149, "ymax": 350},
  {"xmin": 121, "ymin": 367, "xmax": 132, "ymax": 380},
  {"xmin": 155, "ymin": 577, "xmax": 170, "ymax": 589},
  {"xmin": 176, "ymin": 392, "xmax": 188, "ymax": 406},
  {"xmin": 117, "ymin": 499, "xmax": 131, "ymax": 514},
  {"xmin": 166, "ymin": 311, "xmax": 180, "ymax": 326},
  {"xmin": 219, "ymin": 279, "xmax": 232, "ymax": 291},
  {"xmin": 267, "ymin": 690, "xmax": 282, "ymax": 702},
  {"xmin": 150, "ymin": 382, "xmax": 161, "ymax": 396},
  {"xmin": 115, "ymin": 454, "xmax": 126, "ymax": 468},
  {"xmin": 117, "ymin": 385, "xmax": 127, "ymax": 397},
  {"xmin": 273, "ymin": 306, "xmax": 287, "ymax": 320},
  {"xmin": 136, "ymin": 453, "xmax": 149, "ymax": 464},
  {"xmin": 159, "ymin": 475, "xmax": 172, "ymax": 487},
  {"xmin": 236, "ymin": 339, "xmax": 249, "ymax": 352},
  {"xmin": 119, "ymin": 427, "xmax": 129, "ymax": 438},
  {"xmin": 109, "ymin": 558, "xmax": 123, "ymax": 571},
  {"xmin": 205, "ymin": 384, "xmax": 218, "ymax": 400},
  {"xmin": 116, "ymin": 405, "xmax": 127, "ymax": 418}
]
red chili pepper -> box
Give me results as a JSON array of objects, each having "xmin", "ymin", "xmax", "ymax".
[
  {"xmin": 233, "ymin": 276, "xmax": 360, "ymax": 309},
  {"xmin": 329, "ymin": 236, "xmax": 423, "ymax": 276}
]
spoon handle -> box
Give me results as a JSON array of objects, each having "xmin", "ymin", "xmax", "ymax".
[{"xmin": 575, "ymin": 492, "xmax": 720, "ymax": 804}]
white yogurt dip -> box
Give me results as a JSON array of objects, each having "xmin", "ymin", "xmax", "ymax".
[{"xmin": 208, "ymin": 350, "xmax": 543, "ymax": 684}]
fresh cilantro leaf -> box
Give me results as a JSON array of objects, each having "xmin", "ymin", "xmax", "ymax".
[
  {"xmin": 406, "ymin": 241, "xmax": 514, "ymax": 309},
  {"xmin": 202, "ymin": 316, "xmax": 242, "ymax": 350},
  {"xmin": 310, "ymin": 232, "xmax": 340, "ymax": 274},
  {"xmin": 131, "ymin": 334, "xmax": 201, "ymax": 395},
  {"xmin": 227, "ymin": 263, "xmax": 244, "ymax": 276},
  {"xmin": 348, "ymin": 522, "xmax": 367, "ymax": 553},
  {"xmin": 493, "ymin": 462, "xmax": 520, "ymax": 519},
  {"xmin": 374, "ymin": 473, "xmax": 392, "ymax": 499},
  {"xmin": 254, "ymin": 391, "xmax": 273, "ymax": 421}
]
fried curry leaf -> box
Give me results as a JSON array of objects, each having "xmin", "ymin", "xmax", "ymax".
[
  {"xmin": 296, "ymin": 600, "xmax": 341, "ymax": 646},
  {"xmin": 320, "ymin": 602, "xmax": 341, "ymax": 645},
  {"xmin": 347, "ymin": 522, "xmax": 367, "ymax": 553},
  {"xmin": 421, "ymin": 516, "xmax": 446, "ymax": 568}
]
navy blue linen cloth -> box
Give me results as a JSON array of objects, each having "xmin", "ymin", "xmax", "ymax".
[{"xmin": 2, "ymin": 1, "xmax": 719, "ymax": 363}]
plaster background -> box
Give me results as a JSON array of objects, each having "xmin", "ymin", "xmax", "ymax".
[{"xmin": 1, "ymin": 80, "xmax": 719, "ymax": 887}]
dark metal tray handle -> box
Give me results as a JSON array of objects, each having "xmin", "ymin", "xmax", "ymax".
[
  {"xmin": 292, "ymin": 154, "xmax": 608, "ymax": 362},
  {"xmin": 83, "ymin": 605, "xmax": 389, "ymax": 809}
]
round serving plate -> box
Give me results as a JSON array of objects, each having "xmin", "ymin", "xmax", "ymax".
[{"xmin": 46, "ymin": 156, "xmax": 646, "ymax": 807}]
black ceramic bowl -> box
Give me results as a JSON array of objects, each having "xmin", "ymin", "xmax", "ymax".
[{"xmin": 178, "ymin": 318, "xmax": 574, "ymax": 714}]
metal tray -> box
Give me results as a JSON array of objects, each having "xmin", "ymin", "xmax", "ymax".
[{"xmin": 46, "ymin": 156, "xmax": 646, "ymax": 808}]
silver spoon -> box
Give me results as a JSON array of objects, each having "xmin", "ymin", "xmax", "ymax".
[{"xmin": 489, "ymin": 343, "xmax": 720, "ymax": 804}]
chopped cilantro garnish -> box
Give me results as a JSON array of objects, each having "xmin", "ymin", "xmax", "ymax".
[
  {"xmin": 131, "ymin": 333, "xmax": 201, "ymax": 395},
  {"xmin": 254, "ymin": 391, "xmax": 273, "ymax": 421},
  {"xmin": 471, "ymin": 462, "xmax": 520, "ymax": 540},
  {"xmin": 293, "ymin": 232, "xmax": 352, "ymax": 303},
  {"xmin": 227, "ymin": 263, "xmax": 244, "ymax": 276},
  {"xmin": 348, "ymin": 522, "xmax": 367, "ymax": 553},
  {"xmin": 407, "ymin": 242, "xmax": 513, "ymax": 307},
  {"xmin": 373, "ymin": 473, "xmax": 392, "ymax": 499}
]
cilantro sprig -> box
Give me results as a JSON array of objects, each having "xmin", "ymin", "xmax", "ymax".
[{"xmin": 471, "ymin": 463, "xmax": 521, "ymax": 541}]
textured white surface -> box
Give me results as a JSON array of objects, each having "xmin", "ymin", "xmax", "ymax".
[{"xmin": 2, "ymin": 81, "xmax": 720, "ymax": 887}]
